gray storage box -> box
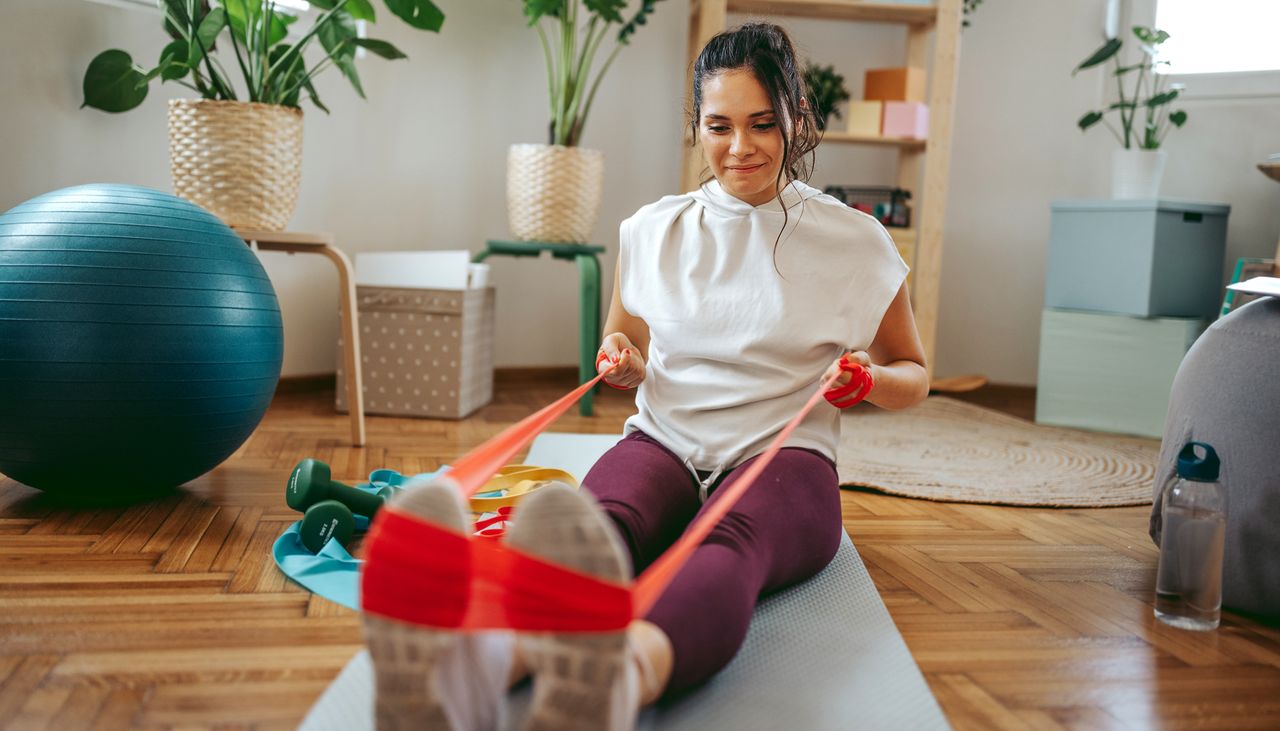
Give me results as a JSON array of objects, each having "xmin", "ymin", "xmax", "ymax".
[
  {"xmin": 1046, "ymin": 199, "xmax": 1229, "ymax": 318},
  {"xmin": 1035, "ymin": 308, "xmax": 1205, "ymax": 438},
  {"xmin": 337, "ymin": 286, "xmax": 495, "ymax": 419}
]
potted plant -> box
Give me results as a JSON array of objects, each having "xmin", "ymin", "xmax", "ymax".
[
  {"xmin": 962, "ymin": 0, "xmax": 983, "ymax": 28},
  {"xmin": 802, "ymin": 61, "xmax": 850, "ymax": 132},
  {"xmin": 82, "ymin": 0, "xmax": 444, "ymax": 231},
  {"xmin": 508, "ymin": 0, "xmax": 667, "ymax": 244},
  {"xmin": 1074, "ymin": 26, "xmax": 1189, "ymax": 199}
]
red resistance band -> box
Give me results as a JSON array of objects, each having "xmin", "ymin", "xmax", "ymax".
[
  {"xmin": 362, "ymin": 509, "xmax": 633, "ymax": 631},
  {"xmin": 473, "ymin": 506, "xmax": 512, "ymax": 538},
  {"xmin": 595, "ymin": 350, "xmax": 635, "ymax": 391},
  {"xmin": 361, "ymin": 362, "xmax": 845, "ymax": 631},
  {"xmin": 824, "ymin": 355, "xmax": 874, "ymax": 409}
]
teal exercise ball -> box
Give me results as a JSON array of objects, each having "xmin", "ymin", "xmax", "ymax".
[{"xmin": 0, "ymin": 184, "xmax": 283, "ymax": 501}]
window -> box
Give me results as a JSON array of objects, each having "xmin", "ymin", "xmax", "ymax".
[
  {"xmin": 82, "ymin": 0, "xmax": 329, "ymax": 45},
  {"xmin": 83, "ymin": 0, "xmax": 156, "ymax": 9},
  {"xmin": 85, "ymin": 0, "xmax": 311, "ymax": 15},
  {"xmin": 1125, "ymin": 0, "xmax": 1280, "ymax": 99},
  {"xmin": 1153, "ymin": 0, "xmax": 1280, "ymax": 75}
]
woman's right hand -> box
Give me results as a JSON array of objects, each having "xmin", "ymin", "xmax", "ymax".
[{"xmin": 597, "ymin": 332, "xmax": 646, "ymax": 390}]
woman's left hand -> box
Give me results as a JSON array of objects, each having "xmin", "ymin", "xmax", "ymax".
[
  {"xmin": 822, "ymin": 351, "xmax": 875, "ymax": 408},
  {"xmin": 823, "ymin": 351, "xmax": 872, "ymax": 389}
]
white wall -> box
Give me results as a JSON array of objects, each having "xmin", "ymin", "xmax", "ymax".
[
  {"xmin": 3, "ymin": 0, "xmax": 1278, "ymax": 383},
  {"xmin": 939, "ymin": 0, "xmax": 1280, "ymax": 384}
]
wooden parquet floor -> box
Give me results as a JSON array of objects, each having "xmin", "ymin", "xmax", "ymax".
[{"xmin": 1, "ymin": 375, "xmax": 1278, "ymax": 730}]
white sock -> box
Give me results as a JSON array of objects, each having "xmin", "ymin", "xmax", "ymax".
[
  {"xmin": 611, "ymin": 654, "xmax": 641, "ymax": 730},
  {"xmin": 434, "ymin": 631, "xmax": 515, "ymax": 731}
]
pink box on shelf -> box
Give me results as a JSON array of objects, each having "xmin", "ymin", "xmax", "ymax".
[{"xmin": 882, "ymin": 101, "xmax": 929, "ymax": 140}]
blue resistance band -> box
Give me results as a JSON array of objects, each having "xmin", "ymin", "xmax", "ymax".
[{"xmin": 271, "ymin": 467, "xmax": 453, "ymax": 610}]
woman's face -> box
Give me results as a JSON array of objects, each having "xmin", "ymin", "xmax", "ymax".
[{"xmin": 698, "ymin": 68, "xmax": 786, "ymax": 207}]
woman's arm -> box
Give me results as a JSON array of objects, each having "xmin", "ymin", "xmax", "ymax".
[
  {"xmin": 823, "ymin": 281, "xmax": 930, "ymax": 410},
  {"xmin": 597, "ymin": 260, "xmax": 651, "ymax": 388}
]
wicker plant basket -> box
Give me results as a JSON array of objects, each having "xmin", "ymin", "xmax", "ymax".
[
  {"xmin": 167, "ymin": 99, "xmax": 304, "ymax": 231},
  {"xmin": 506, "ymin": 144, "xmax": 604, "ymax": 243}
]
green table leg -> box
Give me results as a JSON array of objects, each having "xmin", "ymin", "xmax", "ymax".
[
  {"xmin": 475, "ymin": 241, "xmax": 606, "ymax": 417},
  {"xmin": 577, "ymin": 252, "xmax": 602, "ymax": 416}
]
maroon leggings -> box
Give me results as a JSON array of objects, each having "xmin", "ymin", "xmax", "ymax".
[{"xmin": 581, "ymin": 430, "xmax": 843, "ymax": 697}]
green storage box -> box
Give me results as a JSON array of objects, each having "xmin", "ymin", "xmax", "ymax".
[
  {"xmin": 1046, "ymin": 199, "xmax": 1229, "ymax": 319},
  {"xmin": 1035, "ymin": 308, "xmax": 1205, "ymax": 438}
]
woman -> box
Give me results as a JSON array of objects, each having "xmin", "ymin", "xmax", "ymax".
[{"xmin": 364, "ymin": 21, "xmax": 929, "ymax": 731}]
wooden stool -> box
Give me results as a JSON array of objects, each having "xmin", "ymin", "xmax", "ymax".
[
  {"xmin": 237, "ymin": 230, "xmax": 367, "ymax": 446},
  {"xmin": 473, "ymin": 240, "xmax": 605, "ymax": 416}
]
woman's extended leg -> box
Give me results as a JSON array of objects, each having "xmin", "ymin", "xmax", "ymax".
[
  {"xmin": 363, "ymin": 479, "xmax": 514, "ymax": 731},
  {"xmin": 579, "ymin": 431, "xmax": 706, "ymax": 704},
  {"xmin": 643, "ymin": 447, "xmax": 843, "ymax": 697},
  {"xmin": 580, "ymin": 431, "xmax": 704, "ymax": 574},
  {"xmin": 506, "ymin": 431, "xmax": 697, "ymax": 703},
  {"xmin": 512, "ymin": 436, "xmax": 840, "ymax": 705},
  {"xmin": 504, "ymin": 483, "xmax": 636, "ymax": 731}
]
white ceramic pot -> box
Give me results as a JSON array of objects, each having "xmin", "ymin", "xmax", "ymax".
[
  {"xmin": 1111, "ymin": 148, "xmax": 1167, "ymax": 200},
  {"xmin": 506, "ymin": 143, "xmax": 604, "ymax": 243}
]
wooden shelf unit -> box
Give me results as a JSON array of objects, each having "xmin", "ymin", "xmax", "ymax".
[
  {"xmin": 682, "ymin": 0, "xmax": 963, "ymax": 381},
  {"xmin": 723, "ymin": 0, "xmax": 937, "ymax": 25},
  {"xmin": 822, "ymin": 131, "xmax": 927, "ymax": 149}
]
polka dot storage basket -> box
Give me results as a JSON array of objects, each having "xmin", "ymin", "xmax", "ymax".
[{"xmin": 336, "ymin": 286, "xmax": 495, "ymax": 420}]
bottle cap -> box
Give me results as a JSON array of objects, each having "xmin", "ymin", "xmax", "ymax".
[{"xmin": 1176, "ymin": 441, "xmax": 1220, "ymax": 482}]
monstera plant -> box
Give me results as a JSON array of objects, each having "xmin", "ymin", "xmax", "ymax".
[
  {"xmin": 83, "ymin": 0, "xmax": 443, "ymax": 113},
  {"xmin": 81, "ymin": 0, "xmax": 445, "ymax": 230}
]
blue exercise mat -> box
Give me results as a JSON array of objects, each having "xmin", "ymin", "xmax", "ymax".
[
  {"xmin": 298, "ymin": 433, "xmax": 951, "ymax": 730},
  {"xmin": 300, "ymin": 531, "xmax": 950, "ymax": 730}
]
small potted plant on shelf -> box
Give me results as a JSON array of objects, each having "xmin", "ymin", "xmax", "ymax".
[
  {"xmin": 509, "ymin": 0, "xmax": 667, "ymax": 244},
  {"xmin": 802, "ymin": 61, "xmax": 851, "ymax": 132},
  {"xmin": 82, "ymin": 0, "xmax": 445, "ymax": 231},
  {"xmin": 1074, "ymin": 25, "xmax": 1189, "ymax": 199},
  {"xmin": 962, "ymin": 0, "xmax": 982, "ymax": 28}
]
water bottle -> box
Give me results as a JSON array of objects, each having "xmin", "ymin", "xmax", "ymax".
[{"xmin": 1154, "ymin": 442, "xmax": 1227, "ymax": 631}]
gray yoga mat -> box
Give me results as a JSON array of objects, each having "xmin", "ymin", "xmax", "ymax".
[{"xmin": 300, "ymin": 433, "xmax": 950, "ymax": 731}]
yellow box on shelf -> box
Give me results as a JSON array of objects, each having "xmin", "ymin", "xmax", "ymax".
[{"xmin": 846, "ymin": 100, "xmax": 883, "ymax": 137}]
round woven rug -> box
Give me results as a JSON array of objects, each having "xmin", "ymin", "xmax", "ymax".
[{"xmin": 837, "ymin": 397, "xmax": 1160, "ymax": 507}]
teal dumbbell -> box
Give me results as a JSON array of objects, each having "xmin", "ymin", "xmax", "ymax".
[
  {"xmin": 287, "ymin": 458, "xmax": 385, "ymax": 553},
  {"xmin": 299, "ymin": 500, "xmax": 356, "ymax": 553},
  {"xmin": 287, "ymin": 458, "xmax": 386, "ymax": 515}
]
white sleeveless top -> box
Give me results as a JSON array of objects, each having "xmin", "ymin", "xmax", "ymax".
[{"xmin": 619, "ymin": 180, "xmax": 909, "ymax": 480}]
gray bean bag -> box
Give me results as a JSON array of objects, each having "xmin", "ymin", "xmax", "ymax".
[{"xmin": 1149, "ymin": 297, "xmax": 1280, "ymax": 616}]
